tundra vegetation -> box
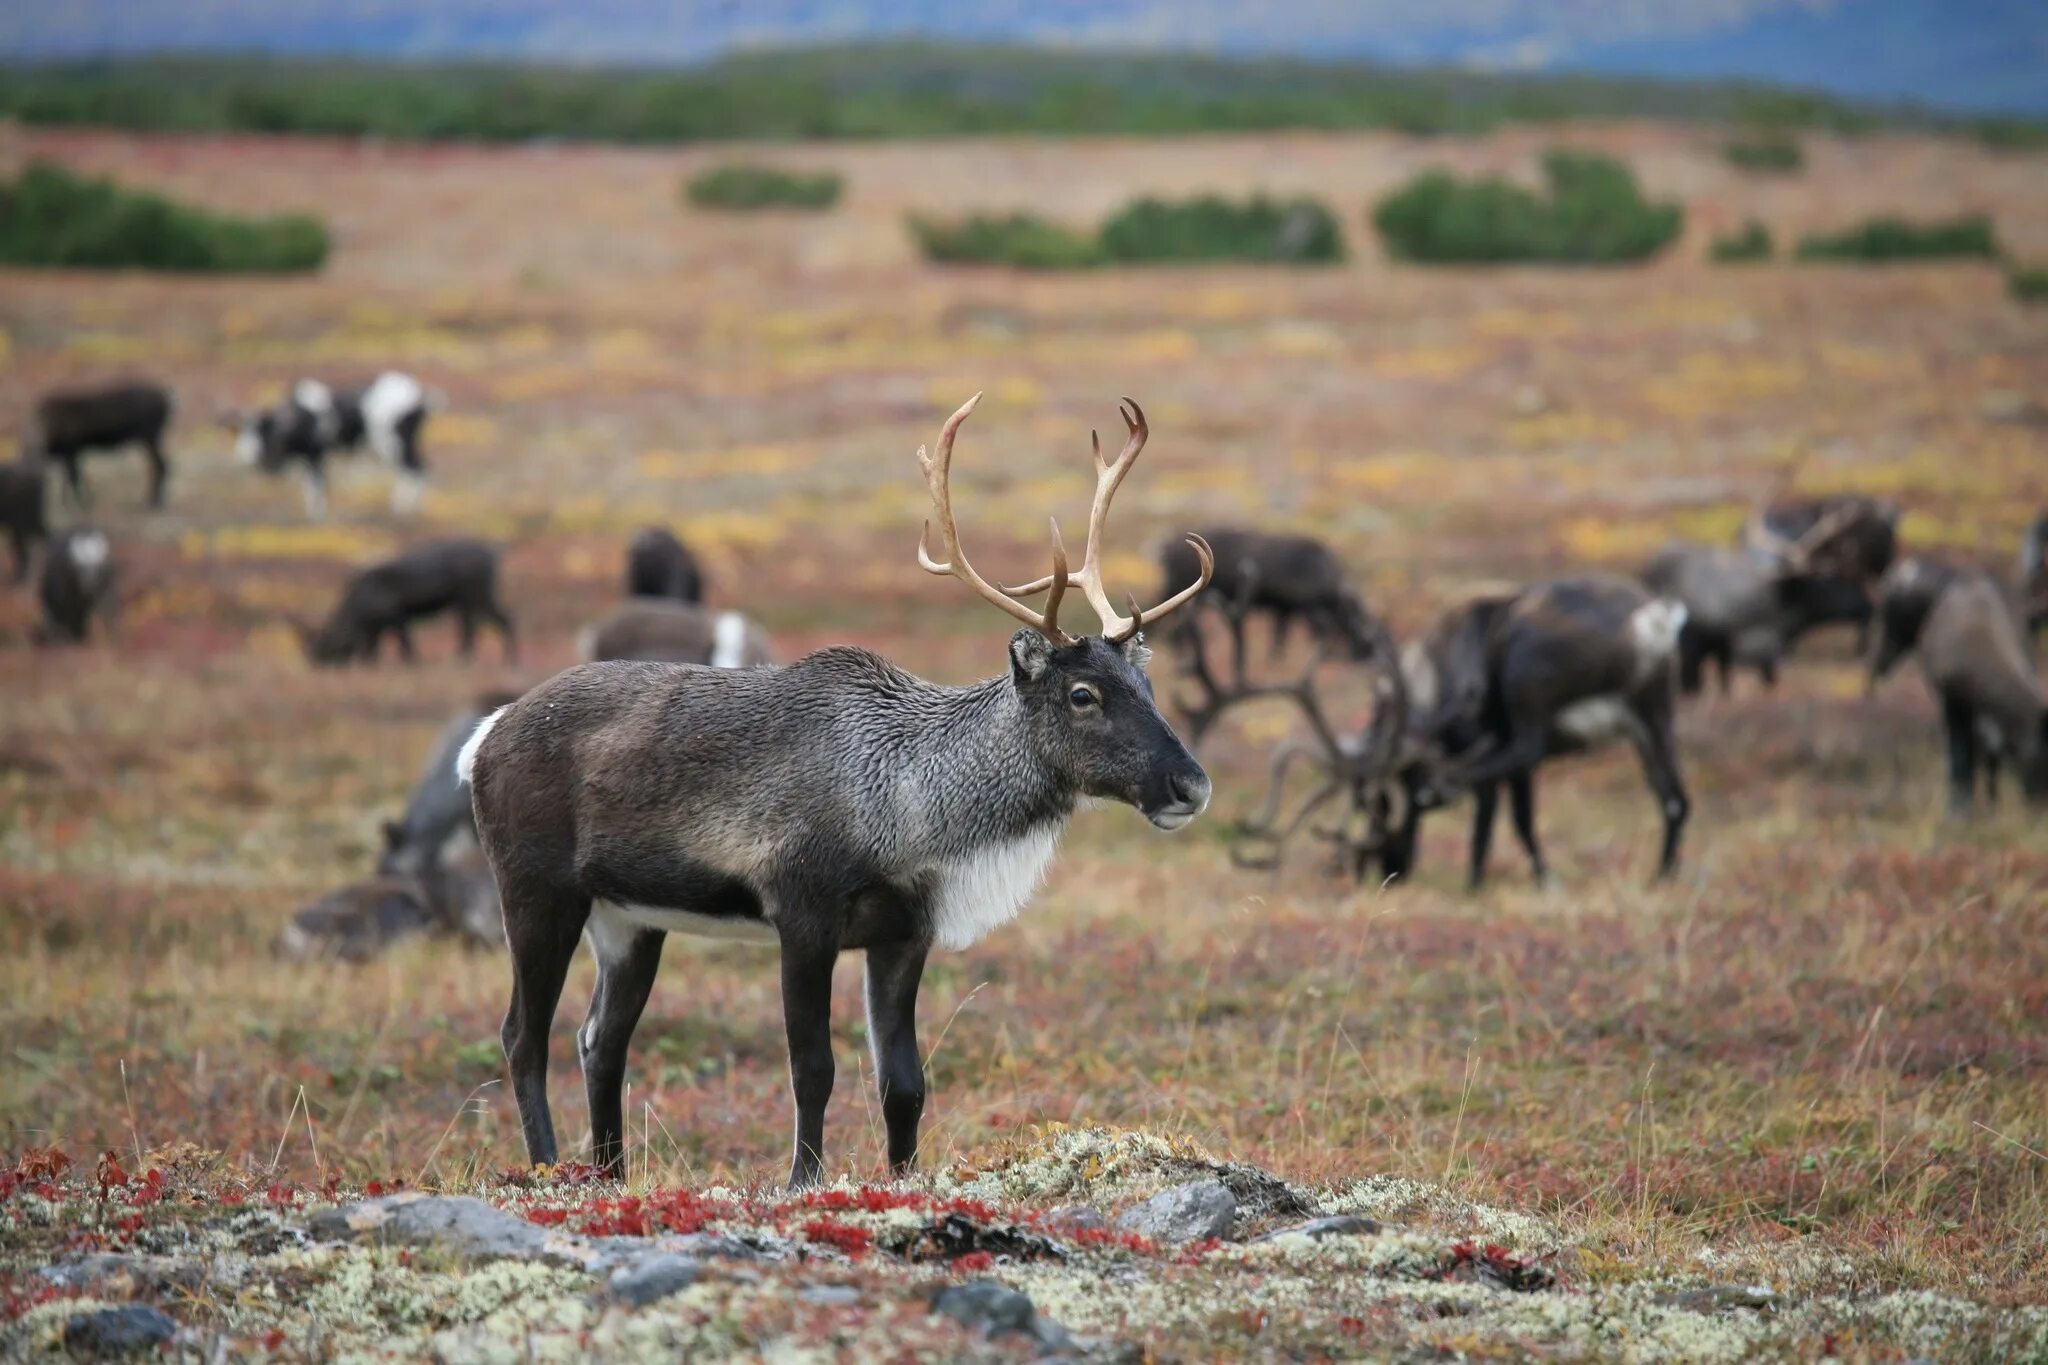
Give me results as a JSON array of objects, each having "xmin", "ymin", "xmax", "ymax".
[
  {"xmin": 1795, "ymin": 214, "xmax": 2001, "ymax": 263},
  {"xmin": 684, "ymin": 164, "xmax": 843, "ymax": 212},
  {"xmin": 0, "ymin": 161, "xmax": 329, "ymax": 274},
  {"xmin": 912, "ymin": 194, "xmax": 1345, "ymax": 268},
  {"xmin": 1722, "ymin": 133, "xmax": 1805, "ymax": 172},
  {"xmin": 1, "ymin": 123, "xmax": 2046, "ymax": 1359},
  {"xmin": 1372, "ymin": 151, "xmax": 1685, "ymax": 264},
  {"xmin": 1711, "ymin": 220, "xmax": 1773, "ymax": 263}
]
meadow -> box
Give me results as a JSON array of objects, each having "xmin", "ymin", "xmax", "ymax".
[{"xmin": 1, "ymin": 121, "xmax": 2046, "ymax": 1358}]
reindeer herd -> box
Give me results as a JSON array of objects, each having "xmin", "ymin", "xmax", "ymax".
[{"xmin": 8, "ymin": 369, "xmax": 2047, "ymax": 1185}]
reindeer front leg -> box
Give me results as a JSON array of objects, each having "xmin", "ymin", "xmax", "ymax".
[
  {"xmin": 865, "ymin": 939, "xmax": 929, "ymax": 1175},
  {"xmin": 779, "ymin": 933, "xmax": 839, "ymax": 1188}
]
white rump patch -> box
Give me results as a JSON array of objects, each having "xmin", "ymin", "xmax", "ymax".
[
  {"xmin": 1556, "ymin": 695, "xmax": 1638, "ymax": 745},
  {"xmin": 292, "ymin": 378, "xmax": 335, "ymax": 414},
  {"xmin": 591, "ymin": 898, "xmax": 777, "ymax": 947},
  {"xmin": 930, "ymin": 825, "xmax": 1062, "ymax": 952},
  {"xmin": 1630, "ymin": 599, "xmax": 1688, "ymax": 661},
  {"xmin": 710, "ymin": 611, "xmax": 749, "ymax": 668},
  {"xmin": 454, "ymin": 705, "xmax": 509, "ymax": 785},
  {"xmin": 69, "ymin": 531, "xmax": 109, "ymax": 572},
  {"xmin": 361, "ymin": 371, "xmax": 425, "ymax": 465}
]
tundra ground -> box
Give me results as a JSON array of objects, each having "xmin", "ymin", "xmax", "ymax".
[{"xmin": 1, "ymin": 125, "xmax": 2045, "ymax": 1359}]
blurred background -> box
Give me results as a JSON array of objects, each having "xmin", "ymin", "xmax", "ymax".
[{"xmin": 2, "ymin": 0, "xmax": 2048, "ymax": 1329}]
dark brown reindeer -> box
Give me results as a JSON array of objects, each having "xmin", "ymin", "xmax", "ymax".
[
  {"xmin": 1869, "ymin": 558, "xmax": 2048, "ymax": 812},
  {"xmin": 576, "ymin": 599, "xmax": 773, "ymax": 667},
  {"xmin": 27, "ymin": 381, "xmax": 174, "ymax": 510},
  {"xmin": 460, "ymin": 394, "xmax": 1214, "ymax": 1186},
  {"xmin": 1, "ymin": 457, "xmax": 47, "ymax": 583},
  {"xmin": 34, "ymin": 527, "xmax": 119, "ymax": 645},
  {"xmin": 625, "ymin": 527, "xmax": 706, "ymax": 604},
  {"xmin": 2019, "ymin": 513, "xmax": 2048, "ymax": 644},
  {"xmin": 296, "ymin": 538, "xmax": 515, "ymax": 666},
  {"xmin": 1159, "ymin": 526, "xmax": 1376, "ymax": 685},
  {"xmin": 1378, "ymin": 577, "xmax": 1692, "ymax": 888}
]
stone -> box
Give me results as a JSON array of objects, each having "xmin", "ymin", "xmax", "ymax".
[
  {"xmin": 931, "ymin": 1280, "xmax": 1037, "ymax": 1335},
  {"xmin": 1252, "ymin": 1214, "xmax": 1380, "ymax": 1243},
  {"xmin": 1115, "ymin": 1179, "xmax": 1236, "ymax": 1245},
  {"xmin": 1652, "ymin": 1284, "xmax": 1778, "ymax": 1314},
  {"xmin": 603, "ymin": 1253, "xmax": 701, "ymax": 1308},
  {"xmin": 798, "ymin": 1283, "xmax": 861, "ymax": 1307},
  {"xmin": 38, "ymin": 1253, "xmax": 207, "ymax": 1293},
  {"xmin": 308, "ymin": 1193, "xmax": 588, "ymax": 1267},
  {"xmin": 62, "ymin": 1305, "xmax": 177, "ymax": 1355},
  {"xmin": 1041, "ymin": 1205, "xmax": 1107, "ymax": 1234}
]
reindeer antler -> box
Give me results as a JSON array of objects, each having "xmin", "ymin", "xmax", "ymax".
[
  {"xmin": 917, "ymin": 393, "xmax": 1075, "ymax": 643},
  {"xmin": 1003, "ymin": 398, "xmax": 1214, "ymax": 642}
]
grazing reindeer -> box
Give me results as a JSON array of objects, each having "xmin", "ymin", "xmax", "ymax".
[
  {"xmin": 2020, "ymin": 513, "xmax": 2048, "ymax": 644},
  {"xmin": 379, "ymin": 692, "xmax": 524, "ymax": 880},
  {"xmin": 625, "ymin": 527, "xmax": 705, "ymax": 604},
  {"xmin": 1643, "ymin": 501, "xmax": 1867, "ymax": 694},
  {"xmin": 1, "ymin": 457, "xmax": 47, "ymax": 583},
  {"xmin": 35, "ymin": 527, "xmax": 118, "ymax": 645},
  {"xmin": 277, "ymin": 844, "xmax": 502, "ymax": 963},
  {"xmin": 227, "ymin": 372, "xmax": 437, "ymax": 518},
  {"xmin": 1869, "ymin": 558, "xmax": 2048, "ymax": 812},
  {"xmin": 28, "ymin": 381, "xmax": 173, "ymax": 510},
  {"xmin": 1159, "ymin": 526, "xmax": 1376, "ymax": 676},
  {"xmin": 1384, "ymin": 577, "xmax": 1691, "ymax": 888},
  {"xmin": 577, "ymin": 599, "xmax": 774, "ymax": 667},
  {"xmin": 1745, "ymin": 494, "xmax": 1898, "ymax": 599},
  {"xmin": 460, "ymin": 394, "xmax": 1213, "ymax": 1185},
  {"xmin": 296, "ymin": 538, "xmax": 514, "ymax": 666}
]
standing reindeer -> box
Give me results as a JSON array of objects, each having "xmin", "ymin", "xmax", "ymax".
[
  {"xmin": 1382, "ymin": 577, "xmax": 1691, "ymax": 888},
  {"xmin": 1869, "ymin": 558, "xmax": 2048, "ymax": 812},
  {"xmin": 460, "ymin": 395, "xmax": 1214, "ymax": 1185},
  {"xmin": 2020, "ymin": 513, "xmax": 2048, "ymax": 644}
]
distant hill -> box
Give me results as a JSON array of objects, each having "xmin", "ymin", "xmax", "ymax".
[
  {"xmin": 0, "ymin": 44, "xmax": 2039, "ymax": 147},
  {"xmin": 1, "ymin": 0, "xmax": 2044, "ymax": 116}
]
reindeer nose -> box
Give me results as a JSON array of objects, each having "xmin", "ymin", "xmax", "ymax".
[{"xmin": 1169, "ymin": 770, "xmax": 1212, "ymax": 815}]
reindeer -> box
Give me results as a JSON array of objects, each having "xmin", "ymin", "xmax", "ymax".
[
  {"xmin": 1159, "ymin": 526, "xmax": 1375, "ymax": 682},
  {"xmin": 1, "ymin": 457, "xmax": 46, "ymax": 583},
  {"xmin": 226, "ymin": 373, "xmax": 436, "ymax": 518},
  {"xmin": 625, "ymin": 527, "xmax": 705, "ymax": 604},
  {"xmin": 34, "ymin": 527, "xmax": 118, "ymax": 645},
  {"xmin": 379, "ymin": 691, "xmax": 523, "ymax": 880},
  {"xmin": 296, "ymin": 538, "xmax": 514, "ymax": 666},
  {"xmin": 277, "ymin": 842, "xmax": 502, "ymax": 963},
  {"xmin": 1380, "ymin": 577, "xmax": 1691, "ymax": 888},
  {"xmin": 459, "ymin": 394, "xmax": 1213, "ymax": 1185},
  {"xmin": 26, "ymin": 381, "xmax": 174, "ymax": 510},
  {"xmin": 576, "ymin": 600, "xmax": 773, "ymax": 667},
  {"xmin": 1643, "ymin": 500, "xmax": 1868, "ymax": 694},
  {"xmin": 1869, "ymin": 558, "xmax": 2048, "ymax": 812},
  {"xmin": 2020, "ymin": 513, "xmax": 2048, "ymax": 644}
]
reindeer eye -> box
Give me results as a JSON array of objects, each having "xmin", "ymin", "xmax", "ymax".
[{"xmin": 1068, "ymin": 685, "xmax": 1100, "ymax": 710}]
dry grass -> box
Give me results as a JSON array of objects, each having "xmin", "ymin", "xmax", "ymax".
[{"xmin": 2, "ymin": 123, "xmax": 2046, "ymax": 1338}]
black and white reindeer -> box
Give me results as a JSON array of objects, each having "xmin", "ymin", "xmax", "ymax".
[
  {"xmin": 295, "ymin": 538, "xmax": 515, "ymax": 666},
  {"xmin": 26, "ymin": 381, "xmax": 174, "ymax": 510},
  {"xmin": 625, "ymin": 527, "xmax": 706, "ymax": 604},
  {"xmin": 35, "ymin": 526, "xmax": 118, "ymax": 645},
  {"xmin": 458, "ymin": 394, "xmax": 1214, "ymax": 1185},
  {"xmin": 228, "ymin": 372, "xmax": 437, "ymax": 518},
  {"xmin": 1869, "ymin": 558, "xmax": 2048, "ymax": 813},
  {"xmin": 1384, "ymin": 577, "xmax": 1691, "ymax": 888}
]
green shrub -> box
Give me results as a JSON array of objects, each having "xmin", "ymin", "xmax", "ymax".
[
  {"xmin": 2009, "ymin": 266, "xmax": 2048, "ymax": 304},
  {"xmin": 1097, "ymin": 195, "xmax": 1345, "ymax": 264},
  {"xmin": 1372, "ymin": 150, "xmax": 1683, "ymax": 264},
  {"xmin": 685, "ymin": 163, "xmax": 841, "ymax": 211},
  {"xmin": 1711, "ymin": 220, "xmax": 1773, "ymax": 263},
  {"xmin": 1723, "ymin": 134, "xmax": 1803, "ymax": 172},
  {"xmin": 906, "ymin": 212, "xmax": 1104, "ymax": 270},
  {"xmin": 1794, "ymin": 215, "xmax": 1998, "ymax": 262},
  {"xmin": 0, "ymin": 160, "xmax": 327, "ymax": 273}
]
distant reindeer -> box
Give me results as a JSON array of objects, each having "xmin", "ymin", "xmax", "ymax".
[
  {"xmin": 379, "ymin": 692, "xmax": 523, "ymax": 880},
  {"xmin": 625, "ymin": 527, "xmax": 705, "ymax": 604},
  {"xmin": 2020, "ymin": 513, "xmax": 2048, "ymax": 644},
  {"xmin": 35, "ymin": 527, "xmax": 118, "ymax": 645},
  {"xmin": 296, "ymin": 538, "xmax": 514, "ymax": 666},
  {"xmin": 1644, "ymin": 501, "xmax": 1869, "ymax": 694},
  {"xmin": 577, "ymin": 600, "xmax": 774, "ymax": 667},
  {"xmin": 1, "ymin": 458, "xmax": 47, "ymax": 583},
  {"xmin": 1869, "ymin": 557, "xmax": 2047, "ymax": 812},
  {"xmin": 459, "ymin": 394, "xmax": 1213, "ymax": 1185},
  {"xmin": 277, "ymin": 843, "xmax": 501, "ymax": 963},
  {"xmin": 27, "ymin": 381, "xmax": 173, "ymax": 509},
  {"xmin": 1383, "ymin": 577, "xmax": 1691, "ymax": 888},
  {"xmin": 226, "ymin": 372, "xmax": 437, "ymax": 518},
  {"xmin": 1159, "ymin": 526, "xmax": 1376, "ymax": 675}
]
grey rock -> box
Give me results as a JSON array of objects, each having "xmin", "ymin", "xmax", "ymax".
[
  {"xmin": 38, "ymin": 1253, "xmax": 207, "ymax": 1292},
  {"xmin": 308, "ymin": 1193, "xmax": 587, "ymax": 1267},
  {"xmin": 1114, "ymin": 1179, "xmax": 1236, "ymax": 1245},
  {"xmin": 932, "ymin": 1280, "xmax": 1037, "ymax": 1335},
  {"xmin": 62, "ymin": 1304, "xmax": 177, "ymax": 1355},
  {"xmin": 1041, "ymin": 1205, "xmax": 1107, "ymax": 1234},
  {"xmin": 1652, "ymin": 1284, "xmax": 1777, "ymax": 1314},
  {"xmin": 798, "ymin": 1283, "xmax": 861, "ymax": 1307},
  {"xmin": 603, "ymin": 1253, "xmax": 700, "ymax": 1308},
  {"xmin": 1253, "ymin": 1214, "xmax": 1380, "ymax": 1243}
]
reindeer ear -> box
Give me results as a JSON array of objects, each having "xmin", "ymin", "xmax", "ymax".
[
  {"xmin": 1120, "ymin": 631, "xmax": 1152, "ymax": 671},
  {"xmin": 1009, "ymin": 628, "xmax": 1053, "ymax": 682}
]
